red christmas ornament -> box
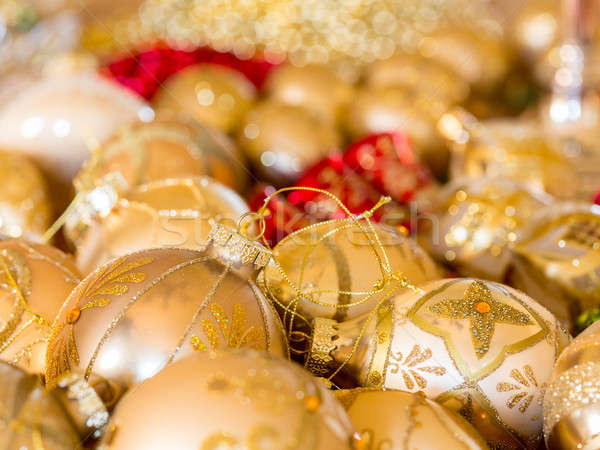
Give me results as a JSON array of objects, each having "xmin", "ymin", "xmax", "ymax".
[
  {"xmin": 595, "ymin": 190, "xmax": 600, "ymax": 205},
  {"xmin": 247, "ymin": 184, "xmax": 311, "ymax": 247},
  {"xmin": 343, "ymin": 132, "xmax": 432, "ymax": 203},
  {"xmin": 103, "ymin": 44, "xmax": 278, "ymax": 100},
  {"xmin": 289, "ymin": 153, "xmax": 408, "ymax": 225}
]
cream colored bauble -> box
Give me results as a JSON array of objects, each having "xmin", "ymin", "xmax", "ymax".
[
  {"xmin": 98, "ymin": 350, "xmax": 354, "ymax": 450},
  {"xmin": 45, "ymin": 243, "xmax": 289, "ymax": 394},
  {"xmin": 65, "ymin": 176, "xmax": 249, "ymax": 274},
  {"xmin": 336, "ymin": 388, "xmax": 489, "ymax": 449},
  {"xmin": 0, "ymin": 74, "xmax": 149, "ymax": 208},
  {"xmin": 306, "ymin": 278, "xmax": 569, "ymax": 448}
]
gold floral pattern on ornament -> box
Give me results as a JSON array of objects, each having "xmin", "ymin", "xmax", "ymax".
[
  {"xmin": 190, "ymin": 303, "xmax": 264, "ymax": 352},
  {"xmin": 388, "ymin": 344, "xmax": 446, "ymax": 390},
  {"xmin": 45, "ymin": 256, "xmax": 154, "ymax": 384},
  {"xmin": 496, "ymin": 365, "xmax": 546, "ymax": 417}
]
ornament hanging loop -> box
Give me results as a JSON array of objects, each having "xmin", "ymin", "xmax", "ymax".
[{"xmin": 237, "ymin": 211, "xmax": 266, "ymax": 242}]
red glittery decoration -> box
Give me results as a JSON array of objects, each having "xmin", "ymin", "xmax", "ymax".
[{"xmin": 103, "ymin": 44, "xmax": 278, "ymax": 100}]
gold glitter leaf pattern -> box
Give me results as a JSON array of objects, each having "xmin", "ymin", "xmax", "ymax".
[
  {"xmin": 429, "ymin": 281, "xmax": 532, "ymax": 358},
  {"xmin": 190, "ymin": 303, "xmax": 264, "ymax": 353},
  {"xmin": 45, "ymin": 256, "xmax": 154, "ymax": 385},
  {"xmin": 496, "ymin": 365, "xmax": 546, "ymax": 415},
  {"xmin": 388, "ymin": 344, "xmax": 446, "ymax": 390}
]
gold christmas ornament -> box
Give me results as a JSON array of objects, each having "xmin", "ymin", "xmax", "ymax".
[
  {"xmin": 0, "ymin": 150, "xmax": 53, "ymax": 241},
  {"xmin": 264, "ymin": 64, "xmax": 354, "ymax": 126},
  {"xmin": 420, "ymin": 28, "xmax": 510, "ymax": 92},
  {"xmin": 0, "ymin": 239, "xmax": 80, "ymax": 374},
  {"xmin": 260, "ymin": 218, "xmax": 442, "ymax": 354},
  {"xmin": 45, "ymin": 236, "xmax": 289, "ymax": 394},
  {"xmin": 336, "ymin": 388, "xmax": 489, "ymax": 449},
  {"xmin": 365, "ymin": 53, "xmax": 470, "ymax": 105},
  {"xmin": 543, "ymin": 321, "xmax": 600, "ymax": 450},
  {"xmin": 440, "ymin": 110, "xmax": 578, "ymax": 200},
  {"xmin": 153, "ymin": 64, "xmax": 256, "ymax": 134},
  {"xmin": 418, "ymin": 176, "xmax": 553, "ymax": 281},
  {"xmin": 75, "ymin": 117, "xmax": 249, "ymax": 194},
  {"xmin": 0, "ymin": 361, "xmax": 109, "ymax": 449},
  {"xmin": 344, "ymin": 86, "xmax": 449, "ymax": 177},
  {"xmin": 307, "ymin": 278, "xmax": 569, "ymax": 448},
  {"xmin": 64, "ymin": 176, "xmax": 249, "ymax": 274},
  {"xmin": 238, "ymin": 100, "xmax": 341, "ymax": 185},
  {"xmin": 0, "ymin": 74, "xmax": 150, "ymax": 210},
  {"xmin": 509, "ymin": 203, "xmax": 600, "ymax": 330},
  {"xmin": 98, "ymin": 350, "xmax": 354, "ymax": 450}
]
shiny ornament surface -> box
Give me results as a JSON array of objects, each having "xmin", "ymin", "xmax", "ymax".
[
  {"xmin": 98, "ymin": 350, "xmax": 354, "ymax": 449},
  {"xmin": 45, "ymin": 246, "xmax": 288, "ymax": 393},
  {"xmin": 419, "ymin": 177, "xmax": 553, "ymax": 281},
  {"xmin": 66, "ymin": 177, "xmax": 249, "ymax": 274},
  {"xmin": 0, "ymin": 362, "xmax": 82, "ymax": 450},
  {"xmin": 365, "ymin": 53, "xmax": 470, "ymax": 105},
  {"xmin": 543, "ymin": 321, "xmax": 600, "ymax": 450},
  {"xmin": 0, "ymin": 74, "xmax": 150, "ymax": 209},
  {"xmin": 290, "ymin": 153, "xmax": 409, "ymax": 224},
  {"xmin": 239, "ymin": 100, "xmax": 341, "ymax": 185},
  {"xmin": 342, "ymin": 132, "xmax": 433, "ymax": 204},
  {"xmin": 443, "ymin": 114, "xmax": 578, "ymax": 200},
  {"xmin": 153, "ymin": 64, "xmax": 256, "ymax": 134},
  {"xmin": 264, "ymin": 64, "xmax": 354, "ymax": 125},
  {"xmin": 75, "ymin": 117, "xmax": 248, "ymax": 194},
  {"xmin": 0, "ymin": 239, "xmax": 80, "ymax": 374},
  {"xmin": 260, "ymin": 218, "xmax": 442, "ymax": 355},
  {"xmin": 0, "ymin": 150, "xmax": 53, "ymax": 240},
  {"xmin": 509, "ymin": 203, "xmax": 600, "ymax": 330},
  {"xmin": 337, "ymin": 388, "xmax": 488, "ymax": 449},
  {"xmin": 309, "ymin": 278, "xmax": 568, "ymax": 448},
  {"xmin": 344, "ymin": 86, "xmax": 449, "ymax": 177}
]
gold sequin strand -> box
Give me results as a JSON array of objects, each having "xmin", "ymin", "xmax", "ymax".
[{"xmin": 138, "ymin": 0, "xmax": 497, "ymax": 67}]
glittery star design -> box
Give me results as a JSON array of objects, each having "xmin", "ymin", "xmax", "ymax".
[{"xmin": 429, "ymin": 281, "xmax": 532, "ymax": 358}]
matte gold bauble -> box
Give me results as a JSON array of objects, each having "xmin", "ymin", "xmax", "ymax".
[
  {"xmin": 418, "ymin": 176, "xmax": 553, "ymax": 281},
  {"xmin": 0, "ymin": 239, "xmax": 81, "ymax": 374},
  {"xmin": 0, "ymin": 74, "xmax": 149, "ymax": 210},
  {"xmin": 238, "ymin": 100, "xmax": 341, "ymax": 185},
  {"xmin": 509, "ymin": 203, "xmax": 600, "ymax": 330},
  {"xmin": 419, "ymin": 29, "xmax": 510, "ymax": 92},
  {"xmin": 307, "ymin": 278, "xmax": 568, "ymax": 448},
  {"xmin": 365, "ymin": 53, "xmax": 470, "ymax": 105},
  {"xmin": 0, "ymin": 361, "xmax": 109, "ymax": 449},
  {"xmin": 98, "ymin": 350, "xmax": 354, "ymax": 450},
  {"xmin": 65, "ymin": 176, "xmax": 249, "ymax": 274},
  {"xmin": 442, "ymin": 112, "xmax": 578, "ymax": 200},
  {"xmin": 45, "ymin": 243, "xmax": 289, "ymax": 394},
  {"xmin": 264, "ymin": 64, "xmax": 354, "ymax": 125},
  {"xmin": 153, "ymin": 64, "xmax": 256, "ymax": 134},
  {"xmin": 544, "ymin": 321, "xmax": 600, "ymax": 450},
  {"xmin": 344, "ymin": 86, "xmax": 448, "ymax": 177},
  {"xmin": 76, "ymin": 117, "xmax": 248, "ymax": 194},
  {"xmin": 336, "ymin": 388, "xmax": 489, "ymax": 449},
  {"xmin": 0, "ymin": 150, "xmax": 53, "ymax": 241},
  {"xmin": 260, "ymin": 218, "xmax": 442, "ymax": 357}
]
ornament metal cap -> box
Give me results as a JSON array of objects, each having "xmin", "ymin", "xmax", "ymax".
[
  {"xmin": 206, "ymin": 216, "xmax": 272, "ymax": 276},
  {"xmin": 51, "ymin": 372, "xmax": 114, "ymax": 439}
]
